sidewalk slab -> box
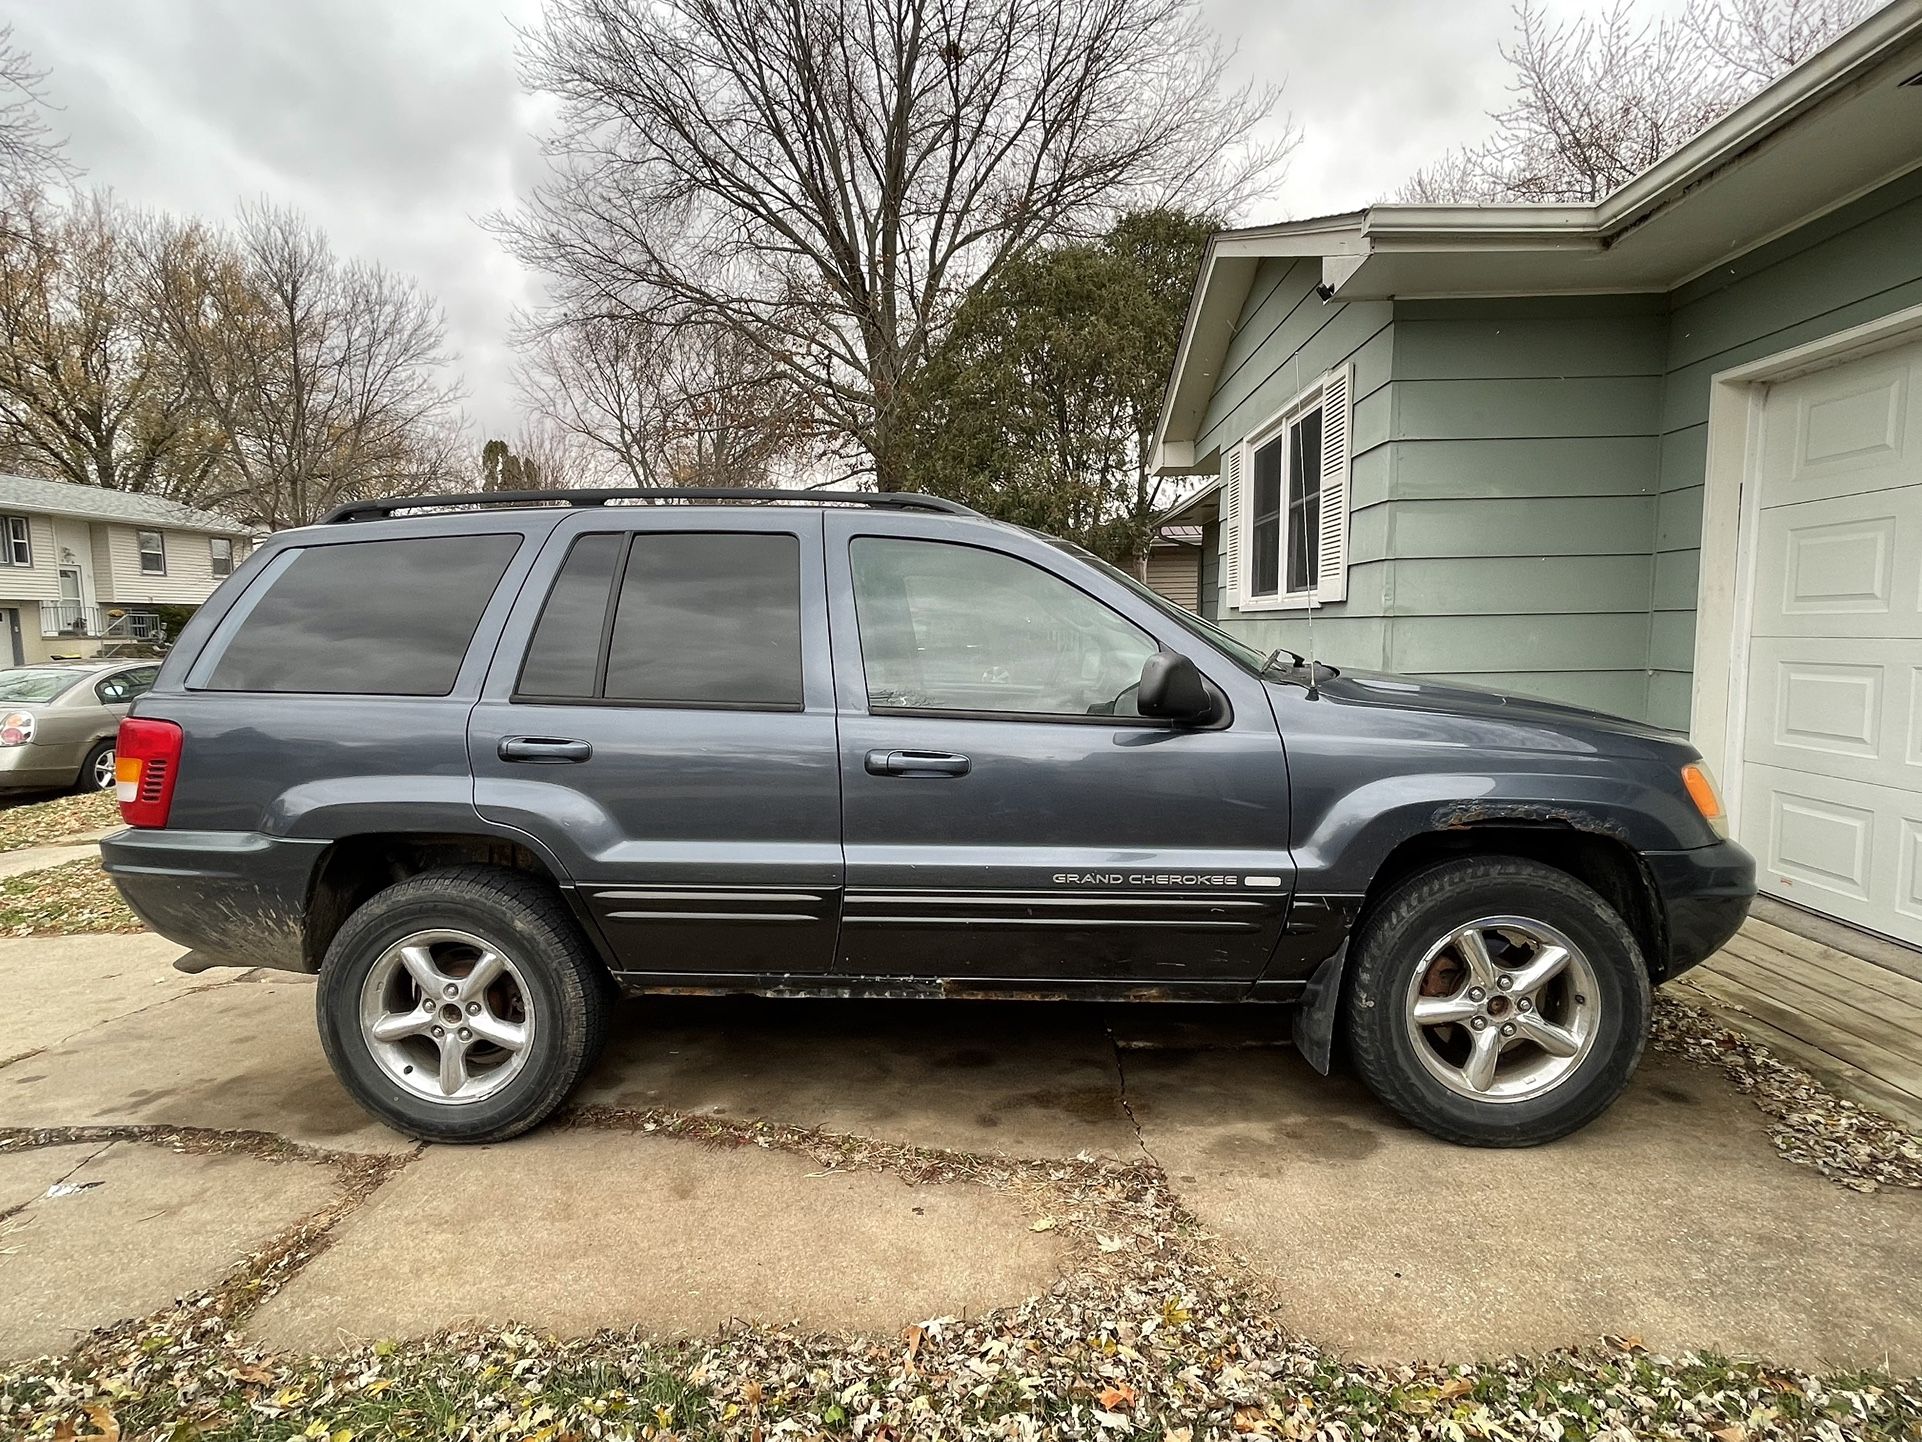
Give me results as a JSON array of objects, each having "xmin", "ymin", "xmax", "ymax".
[
  {"xmin": 0, "ymin": 1140, "xmax": 337, "ymax": 1359},
  {"xmin": 250, "ymin": 1127, "xmax": 1060, "ymax": 1353},
  {"xmin": 0, "ymin": 839, "xmax": 104, "ymax": 881},
  {"xmin": 1127, "ymin": 1046, "xmax": 1922, "ymax": 1371},
  {"xmin": 0, "ymin": 932, "xmax": 225, "ymax": 1062},
  {"xmin": 577, "ymin": 995, "xmax": 1134, "ymax": 1160},
  {"xmin": 0, "ymin": 977, "xmax": 413, "ymax": 1155}
]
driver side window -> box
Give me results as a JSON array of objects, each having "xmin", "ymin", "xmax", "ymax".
[{"xmin": 850, "ymin": 538, "xmax": 1157, "ymax": 718}]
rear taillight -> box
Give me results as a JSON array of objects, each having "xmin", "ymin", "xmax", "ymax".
[
  {"xmin": 0, "ymin": 710, "xmax": 33, "ymax": 746},
  {"xmin": 116, "ymin": 717, "xmax": 182, "ymax": 828}
]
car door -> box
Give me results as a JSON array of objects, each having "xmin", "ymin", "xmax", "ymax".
[
  {"xmin": 823, "ymin": 510, "xmax": 1293, "ymax": 985},
  {"xmin": 469, "ymin": 508, "xmax": 842, "ymax": 978}
]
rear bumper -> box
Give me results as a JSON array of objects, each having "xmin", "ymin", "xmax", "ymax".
[
  {"xmin": 1643, "ymin": 838, "xmax": 1756, "ymax": 981},
  {"xmin": 100, "ymin": 827, "xmax": 325, "ymax": 972}
]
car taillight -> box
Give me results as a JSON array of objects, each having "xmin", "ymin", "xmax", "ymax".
[
  {"xmin": 0, "ymin": 710, "xmax": 33, "ymax": 746},
  {"xmin": 116, "ymin": 717, "xmax": 182, "ymax": 828}
]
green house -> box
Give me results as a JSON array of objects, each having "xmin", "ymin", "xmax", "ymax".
[{"xmin": 1150, "ymin": 3, "xmax": 1922, "ymax": 952}]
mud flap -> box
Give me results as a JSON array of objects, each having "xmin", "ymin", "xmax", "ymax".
[{"xmin": 1290, "ymin": 942, "xmax": 1348, "ymax": 1075}]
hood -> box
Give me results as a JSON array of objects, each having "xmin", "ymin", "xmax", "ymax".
[{"xmin": 1271, "ymin": 668, "xmax": 1692, "ymax": 758}]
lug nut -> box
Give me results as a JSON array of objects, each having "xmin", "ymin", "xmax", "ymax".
[
  {"xmin": 443, "ymin": 982, "xmax": 459, "ymax": 998},
  {"xmin": 1517, "ymin": 998, "xmax": 1533, "ymax": 1012},
  {"xmin": 1467, "ymin": 986, "xmax": 1485, "ymax": 1002},
  {"xmin": 431, "ymin": 1025, "xmax": 445, "ymax": 1038},
  {"xmin": 466, "ymin": 1002, "xmax": 481, "ymax": 1015},
  {"xmin": 1496, "ymin": 975, "xmax": 1513, "ymax": 991},
  {"xmin": 421, "ymin": 996, "xmax": 434, "ymax": 1009},
  {"xmin": 458, "ymin": 1027, "xmax": 473, "ymax": 1042},
  {"xmin": 1501, "ymin": 1022, "xmax": 1517, "ymax": 1037},
  {"xmin": 1470, "ymin": 1016, "xmax": 1487, "ymax": 1031}
]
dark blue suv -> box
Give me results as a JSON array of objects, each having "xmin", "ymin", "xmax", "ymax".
[{"xmin": 102, "ymin": 489, "xmax": 1754, "ymax": 1147}]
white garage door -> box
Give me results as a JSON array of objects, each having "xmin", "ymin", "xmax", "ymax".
[{"xmin": 1740, "ymin": 340, "xmax": 1922, "ymax": 947}]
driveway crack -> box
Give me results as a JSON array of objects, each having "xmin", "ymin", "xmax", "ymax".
[{"xmin": 1106, "ymin": 1026, "xmax": 1159, "ymax": 1169}]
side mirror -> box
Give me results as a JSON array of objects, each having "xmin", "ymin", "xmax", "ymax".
[{"xmin": 1137, "ymin": 650, "xmax": 1213, "ymax": 723}]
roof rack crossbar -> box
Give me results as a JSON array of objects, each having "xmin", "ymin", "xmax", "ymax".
[{"xmin": 321, "ymin": 487, "xmax": 976, "ymax": 524}]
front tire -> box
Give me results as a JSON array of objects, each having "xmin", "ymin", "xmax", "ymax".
[
  {"xmin": 1344, "ymin": 856, "xmax": 1651, "ymax": 1147},
  {"xmin": 316, "ymin": 865, "xmax": 610, "ymax": 1143}
]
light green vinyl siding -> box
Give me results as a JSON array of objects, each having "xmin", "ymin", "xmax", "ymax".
[
  {"xmin": 1197, "ymin": 257, "xmax": 1393, "ymax": 666},
  {"xmin": 1646, "ymin": 167, "xmax": 1922, "ymax": 730},
  {"xmin": 1189, "ymin": 171, "xmax": 1922, "ymax": 730}
]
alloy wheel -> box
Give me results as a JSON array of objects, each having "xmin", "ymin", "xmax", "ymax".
[
  {"xmin": 91, "ymin": 747, "xmax": 116, "ymax": 790},
  {"xmin": 357, "ymin": 928, "xmax": 535, "ymax": 1105},
  {"xmin": 1402, "ymin": 915, "xmax": 1599, "ymax": 1103}
]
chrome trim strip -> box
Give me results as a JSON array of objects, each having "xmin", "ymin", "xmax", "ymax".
[{"xmin": 603, "ymin": 911, "xmax": 820, "ymax": 923}]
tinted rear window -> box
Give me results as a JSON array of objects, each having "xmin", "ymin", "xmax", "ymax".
[
  {"xmin": 518, "ymin": 533, "xmax": 622, "ymax": 698},
  {"xmin": 603, "ymin": 533, "xmax": 802, "ymax": 708},
  {"xmin": 205, "ymin": 534, "xmax": 520, "ymax": 695}
]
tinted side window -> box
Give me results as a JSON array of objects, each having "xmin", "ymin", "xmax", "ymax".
[
  {"xmin": 850, "ymin": 538, "xmax": 1155, "ymax": 717},
  {"xmin": 518, "ymin": 534, "xmax": 621, "ymax": 698},
  {"xmin": 604, "ymin": 533, "xmax": 802, "ymax": 708},
  {"xmin": 206, "ymin": 535, "xmax": 520, "ymax": 695}
]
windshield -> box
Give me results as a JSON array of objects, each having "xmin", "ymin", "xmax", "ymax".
[
  {"xmin": 0, "ymin": 668, "xmax": 86, "ymax": 703},
  {"xmin": 1042, "ymin": 539, "xmax": 1270, "ymax": 676}
]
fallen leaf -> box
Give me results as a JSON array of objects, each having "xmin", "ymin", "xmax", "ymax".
[
  {"xmin": 1030, "ymin": 1217, "xmax": 1057, "ymax": 1232},
  {"xmin": 1712, "ymin": 1428, "xmax": 1746, "ymax": 1442},
  {"xmin": 1438, "ymin": 1377, "xmax": 1474, "ymax": 1400},
  {"xmin": 1097, "ymin": 1383, "xmax": 1138, "ymax": 1409}
]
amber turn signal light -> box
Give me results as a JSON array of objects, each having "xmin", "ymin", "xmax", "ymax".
[{"xmin": 1681, "ymin": 762, "xmax": 1726, "ymax": 837}]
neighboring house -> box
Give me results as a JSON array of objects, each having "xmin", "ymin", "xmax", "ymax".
[
  {"xmin": 1149, "ymin": 2, "xmax": 1922, "ymax": 952},
  {"xmin": 0, "ymin": 474, "xmax": 253, "ymax": 664},
  {"xmin": 1143, "ymin": 524, "xmax": 1204, "ymax": 613}
]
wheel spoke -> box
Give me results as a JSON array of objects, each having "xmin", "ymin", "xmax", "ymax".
[
  {"xmin": 1412, "ymin": 992, "xmax": 1481, "ymax": 1026},
  {"xmin": 369, "ymin": 1010, "xmax": 431, "ymax": 1044},
  {"xmin": 1453, "ymin": 927, "xmax": 1497, "ymax": 990},
  {"xmin": 1460, "ymin": 1026, "xmax": 1504, "ymax": 1093},
  {"xmin": 460, "ymin": 949, "xmax": 506, "ymax": 999},
  {"xmin": 437, "ymin": 1035, "xmax": 469, "ymax": 1095},
  {"xmin": 1514, "ymin": 1009, "xmax": 1581, "ymax": 1058},
  {"xmin": 1505, "ymin": 943, "xmax": 1571, "ymax": 1000},
  {"xmin": 397, "ymin": 943, "xmax": 444, "ymax": 995},
  {"xmin": 465, "ymin": 1009, "xmax": 527, "ymax": 1052}
]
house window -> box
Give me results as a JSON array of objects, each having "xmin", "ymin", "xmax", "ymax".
[
  {"xmin": 1248, "ymin": 403, "xmax": 1323, "ymax": 600},
  {"xmin": 1231, "ymin": 363, "xmax": 1352, "ymax": 611},
  {"xmin": 0, "ymin": 516, "xmax": 29, "ymax": 566},
  {"xmin": 210, "ymin": 537, "xmax": 233, "ymax": 577},
  {"xmin": 138, "ymin": 530, "xmax": 166, "ymax": 574}
]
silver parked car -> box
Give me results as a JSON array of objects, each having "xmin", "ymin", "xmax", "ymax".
[{"xmin": 0, "ymin": 661, "xmax": 161, "ymax": 793}]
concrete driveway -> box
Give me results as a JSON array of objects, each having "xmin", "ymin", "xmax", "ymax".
[{"xmin": 2, "ymin": 931, "xmax": 1919, "ymax": 1369}]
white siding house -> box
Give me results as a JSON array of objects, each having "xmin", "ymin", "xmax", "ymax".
[{"xmin": 0, "ymin": 474, "xmax": 253, "ymax": 664}]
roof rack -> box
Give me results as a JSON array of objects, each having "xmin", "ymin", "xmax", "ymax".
[{"xmin": 320, "ymin": 487, "xmax": 977, "ymax": 524}]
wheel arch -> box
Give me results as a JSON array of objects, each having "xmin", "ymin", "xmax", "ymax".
[
  {"xmin": 1293, "ymin": 820, "xmax": 1666, "ymax": 1075},
  {"xmin": 302, "ymin": 831, "xmax": 615, "ymax": 975}
]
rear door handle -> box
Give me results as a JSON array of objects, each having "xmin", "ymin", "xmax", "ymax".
[
  {"xmin": 498, "ymin": 736, "xmax": 593, "ymax": 764},
  {"xmin": 865, "ymin": 749, "xmax": 971, "ymax": 777}
]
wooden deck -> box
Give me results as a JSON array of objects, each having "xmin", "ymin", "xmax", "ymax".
[{"xmin": 1675, "ymin": 903, "xmax": 1922, "ymax": 1128}]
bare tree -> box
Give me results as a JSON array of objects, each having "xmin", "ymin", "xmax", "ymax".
[
  {"xmin": 0, "ymin": 192, "xmax": 226, "ymax": 498},
  {"xmin": 501, "ymin": 0, "xmax": 1290, "ymax": 489},
  {"xmin": 141, "ymin": 203, "xmax": 462, "ymax": 527},
  {"xmin": 1399, "ymin": 0, "xmax": 1874, "ymax": 204},
  {"xmin": 0, "ymin": 26, "xmax": 72, "ymax": 208},
  {"xmin": 520, "ymin": 312, "xmax": 808, "ymax": 489}
]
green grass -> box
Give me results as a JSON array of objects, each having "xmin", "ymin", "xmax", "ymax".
[
  {"xmin": 0, "ymin": 858, "xmax": 142, "ymax": 936},
  {"xmin": 0, "ymin": 789, "xmax": 118, "ymax": 853}
]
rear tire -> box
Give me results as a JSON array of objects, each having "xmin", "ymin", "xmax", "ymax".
[
  {"xmin": 316, "ymin": 865, "xmax": 610, "ymax": 1143},
  {"xmin": 76, "ymin": 739, "xmax": 116, "ymax": 793},
  {"xmin": 1343, "ymin": 855, "xmax": 1650, "ymax": 1147}
]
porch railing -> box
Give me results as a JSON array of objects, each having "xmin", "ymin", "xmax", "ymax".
[{"xmin": 39, "ymin": 602, "xmax": 163, "ymax": 647}]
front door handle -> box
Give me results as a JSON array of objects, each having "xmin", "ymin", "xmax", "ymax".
[
  {"xmin": 865, "ymin": 749, "xmax": 971, "ymax": 777},
  {"xmin": 499, "ymin": 736, "xmax": 593, "ymax": 764}
]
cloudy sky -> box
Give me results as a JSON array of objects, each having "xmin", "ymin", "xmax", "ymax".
[{"xmin": 9, "ymin": 0, "xmax": 1607, "ymax": 438}]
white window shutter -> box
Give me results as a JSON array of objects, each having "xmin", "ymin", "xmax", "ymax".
[
  {"xmin": 1314, "ymin": 363, "xmax": 1353, "ymax": 604},
  {"xmin": 1223, "ymin": 442, "xmax": 1245, "ymax": 610}
]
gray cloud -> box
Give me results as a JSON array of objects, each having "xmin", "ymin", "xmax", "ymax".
[{"xmin": 6, "ymin": 0, "xmax": 1591, "ymax": 437}]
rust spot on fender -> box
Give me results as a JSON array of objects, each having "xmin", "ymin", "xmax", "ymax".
[{"xmin": 1431, "ymin": 800, "xmax": 1632, "ymax": 844}]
